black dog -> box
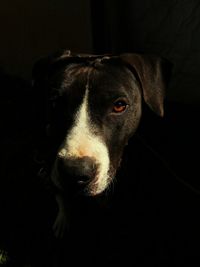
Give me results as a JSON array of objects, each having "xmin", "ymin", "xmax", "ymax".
[{"xmin": 32, "ymin": 50, "xmax": 168, "ymax": 238}]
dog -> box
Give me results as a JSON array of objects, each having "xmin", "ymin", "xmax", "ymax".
[{"xmin": 32, "ymin": 49, "xmax": 168, "ymax": 238}]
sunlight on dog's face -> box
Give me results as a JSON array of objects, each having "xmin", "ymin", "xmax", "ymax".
[
  {"xmin": 48, "ymin": 60, "xmax": 142, "ymax": 196},
  {"xmin": 33, "ymin": 51, "xmax": 166, "ymax": 197}
]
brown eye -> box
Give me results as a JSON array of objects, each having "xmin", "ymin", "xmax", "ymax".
[{"xmin": 112, "ymin": 100, "xmax": 128, "ymax": 113}]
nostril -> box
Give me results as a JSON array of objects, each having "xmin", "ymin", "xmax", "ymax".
[
  {"xmin": 78, "ymin": 156, "xmax": 96, "ymax": 177},
  {"xmin": 77, "ymin": 175, "xmax": 92, "ymax": 185}
]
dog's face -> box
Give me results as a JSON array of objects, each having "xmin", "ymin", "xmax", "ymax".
[{"xmin": 33, "ymin": 51, "xmax": 167, "ymax": 196}]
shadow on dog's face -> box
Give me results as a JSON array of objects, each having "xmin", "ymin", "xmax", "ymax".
[{"xmin": 33, "ymin": 51, "xmax": 168, "ymax": 196}]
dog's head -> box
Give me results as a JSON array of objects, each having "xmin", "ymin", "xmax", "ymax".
[{"xmin": 33, "ymin": 50, "xmax": 168, "ymax": 196}]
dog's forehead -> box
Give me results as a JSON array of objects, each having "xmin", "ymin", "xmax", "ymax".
[
  {"xmin": 58, "ymin": 66, "xmax": 89, "ymax": 105},
  {"xmin": 90, "ymin": 68, "xmax": 136, "ymax": 98},
  {"xmin": 60, "ymin": 62, "xmax": 138, "ymax": 101}
]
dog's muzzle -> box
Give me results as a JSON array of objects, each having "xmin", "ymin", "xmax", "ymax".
[{"xmin": 54, "ymin": 155, "xmax": 99, "ymax": 194}]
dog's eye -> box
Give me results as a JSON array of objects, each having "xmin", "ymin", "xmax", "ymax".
[{"xmin": 112, "ymin": 100, "xmax": 128, "ymax": 113}]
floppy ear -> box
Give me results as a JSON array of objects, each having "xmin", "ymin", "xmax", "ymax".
[
  {"xmin": 32, "ymin": 49, "xmax": 72, "ymax": 86},
  {"xmin": 31, "ymin": 50, "xmax": 74, "ymax": 136},
  {"xmin": 120, "ymin": 53, "xmax": 171, "ymax": 117}
]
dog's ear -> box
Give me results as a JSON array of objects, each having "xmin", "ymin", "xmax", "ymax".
[
  {"xmin": 32, "ymin": 49, "xmax": 72, "ymax": 87},
  {"xmin": 120, "ymin": 53, "xmax": 171, "ymax": 117},
  {"xmin": 31, "ymin": 50, "xmax": 74, "ymax": 137}
]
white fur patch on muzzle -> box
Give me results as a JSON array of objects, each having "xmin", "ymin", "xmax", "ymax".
[{"xmin": 58, "ymin": 88, "xmax": 110, "ymax": 195}]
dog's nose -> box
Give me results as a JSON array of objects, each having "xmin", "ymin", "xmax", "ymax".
[{"xmin": 57, "ymin": 156, "xmax": 96, "ymax": 185}]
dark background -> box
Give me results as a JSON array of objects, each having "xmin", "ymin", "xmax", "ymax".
[
  {"xmin": 1, "ymin": 0, "xmax": 200, "ymax": 103},
  {"xmin": 1, "ymin": 1, "xmax": 200, "ymax": 266},
  {"xmin": 0, "ymin": 0, "xmax": 92, "ymax": 79}
]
